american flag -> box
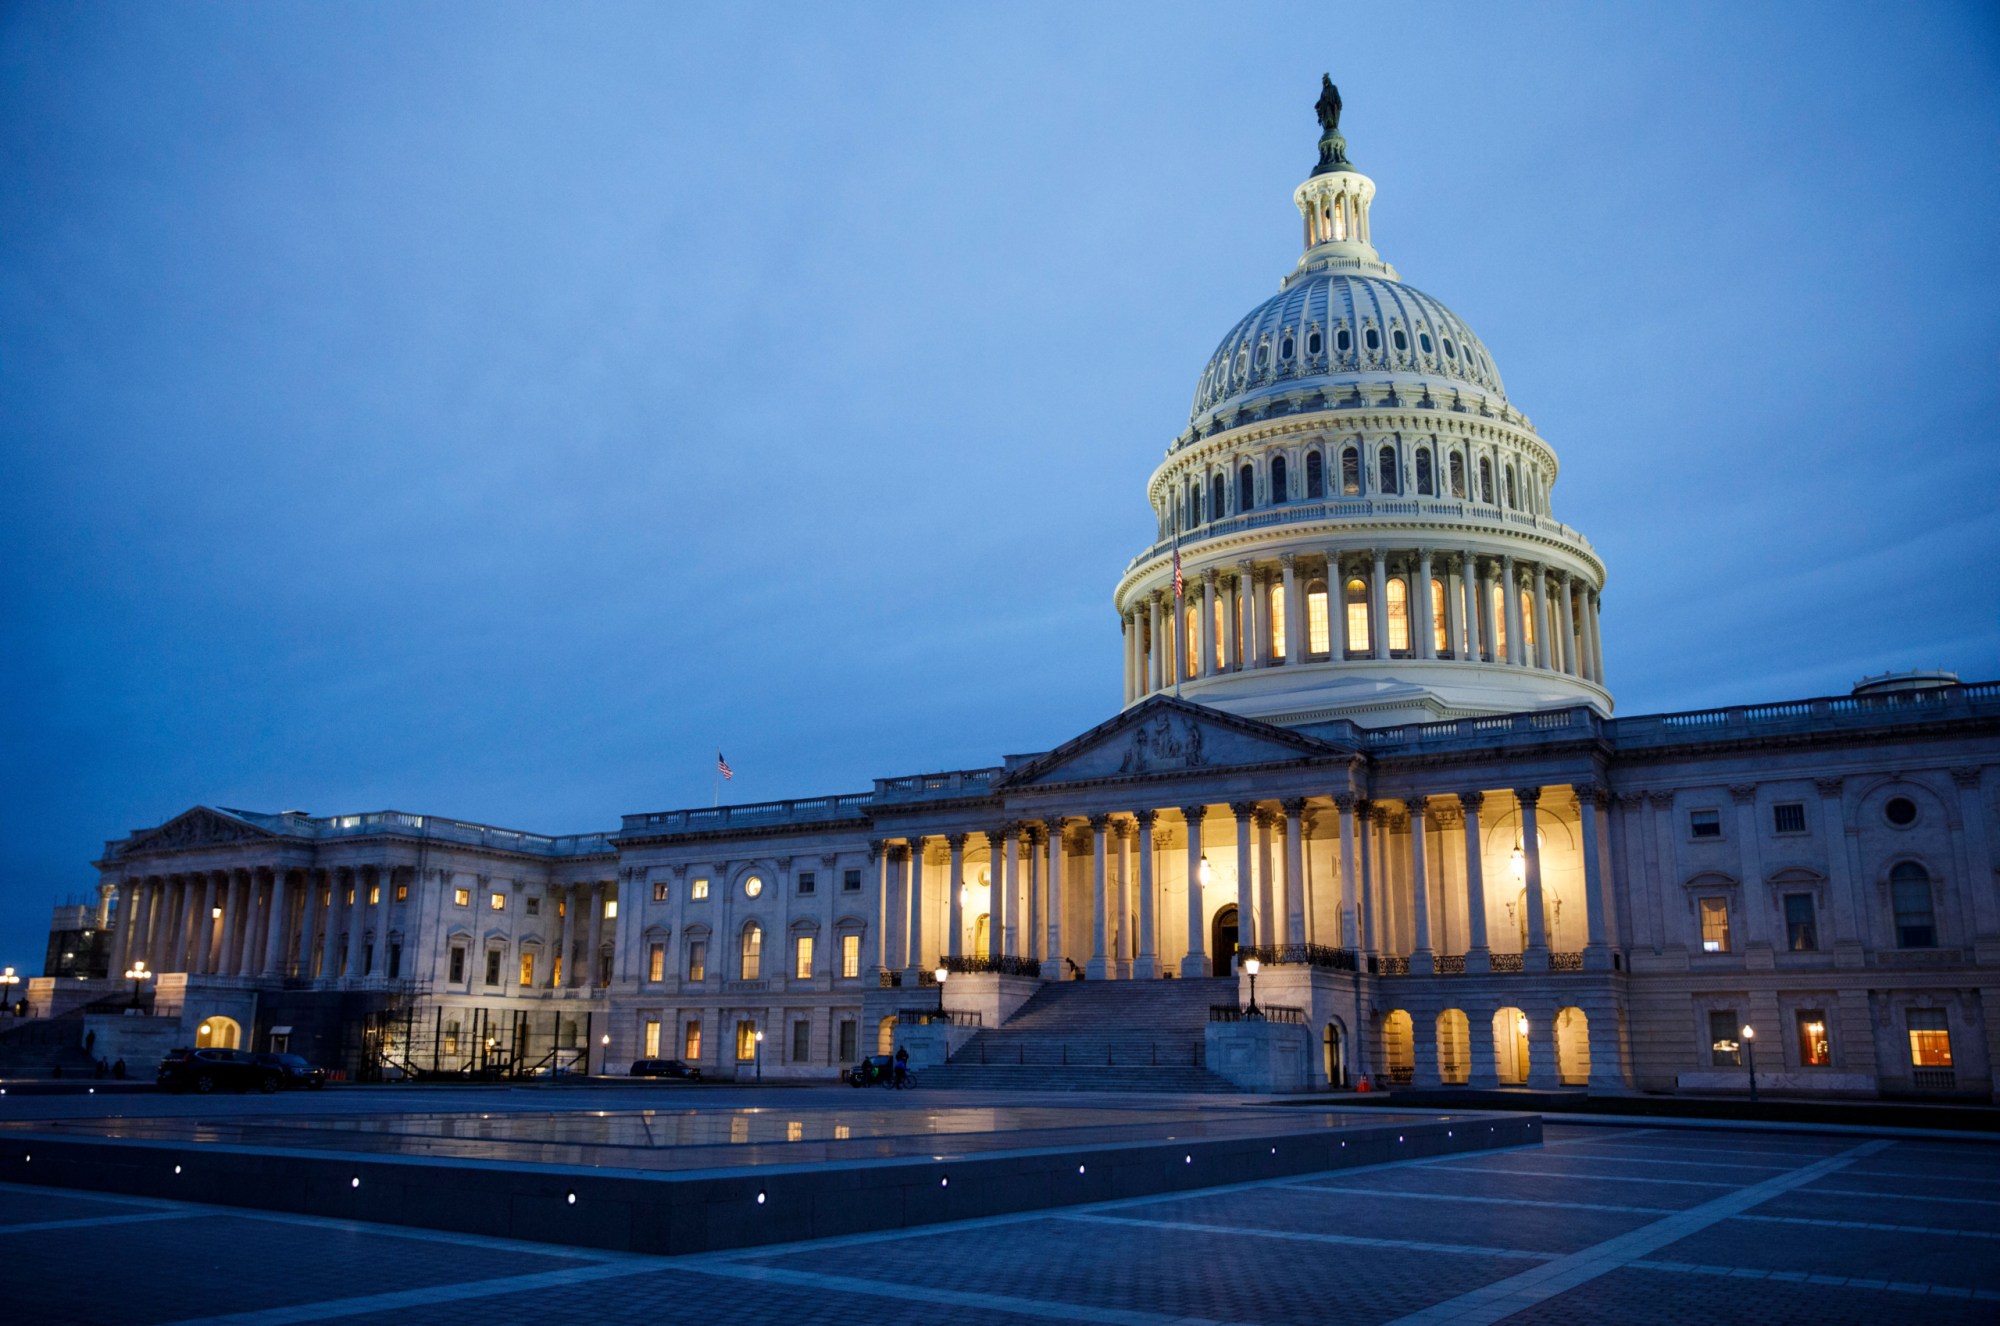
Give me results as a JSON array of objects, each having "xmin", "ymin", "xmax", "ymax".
[
  {"xmin": 716, "ymin": 750, "xmax": 733, "ymax": 780},
  {"xmin": 1172, "ymin": 545, "xmax": 1184, "ymax": 602}
]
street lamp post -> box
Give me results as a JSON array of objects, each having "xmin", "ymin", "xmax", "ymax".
[
  {"xmin": 123, "ymin": 961, "xmax": 151, "ymax": 1009},
  {"xmin": 933, "ymin": 966, "xmax": 948, "ymax": 1018},
  {"xmin": 1243, "ymin": 957, "xmax": 1262, "ymax": 1019},
  {"xmin": 754, "ymin": 1028, "xmax": 764, "ymax": 1082},
  {"xmin": 1741, "ymin": 1024, "xmax": 1757, "ymax": 1103},
  {"xmin": 0, "ymin": 966, "xmax": 19, "ymax": 1017}
]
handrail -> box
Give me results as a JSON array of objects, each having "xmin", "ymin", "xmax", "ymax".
[
  {"xmin": 1210, "ymin": 1004, "xmax": 1306, "ymax": 1024},
  {"xmin": 940, "ymin": 954, "xmax": 1042, "ymax": 978},
  {"xmin": 896, "ymin": 1008, "xmax": 982, "ymax": 1027},
  {"xmin": 1237, "ymin": 943, "xmax": 1358, "ymax": 972}
]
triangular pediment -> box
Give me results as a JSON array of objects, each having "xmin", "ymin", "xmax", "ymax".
[
  {"xmin": 119, "ymin": 806, "xmax": 277, "ymax": 856},
  {"xmin": 998, "ymin": 695, "xmax": 1356, "ymax": 789}
]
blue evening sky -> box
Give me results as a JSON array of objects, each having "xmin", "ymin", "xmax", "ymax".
[{"xmin": 3, "ymin": 3, "xmax": 1996, "ymax": 970}]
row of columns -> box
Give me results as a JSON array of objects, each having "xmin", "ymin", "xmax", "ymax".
[
  {"xmin": 1121, "ymin": 549, "xmax": 1605, "ymax": 703},
  {"xmin": 547, "ymin": 880, "xmax": 611, "ymax": 989}
]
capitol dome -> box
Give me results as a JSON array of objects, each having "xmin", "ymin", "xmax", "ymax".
[{"xmin": 1113, "ymin": 82, "xmax": 1611, "ymax": 731}]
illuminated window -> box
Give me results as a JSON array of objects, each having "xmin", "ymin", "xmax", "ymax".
[
  {"xmin": 1345, "ymin": 578, "xmax": 1370, "ymax": 654},
  {"xmin": 444, "ymin": 1020, "xmax": 461, "ymax": 1055},
  {"xmin": 604, "ymin": 900, "xmax": 617, "ymax": 919},
  {"xmin": 1796, "ymin": 1010, "xmax": 1830, "ymax": 1066},
  {"xmin": 518, "ymin": 951, "xmax": 535, "ymax": 987},
  {"xmin": 1238, "ymin": 464, "xmax": 1254, "ymax": 511},
  {"xmin": 1431, "ymin": 578, "xmax": 1449, "ymax": 654},
  {"xmin": 454, "ymin": 888, "xmax": 469, "ymax": 907},
  {"xmin": 489, "ymin": 892, "xmax": 505, "ymax": 912},
  {"xmin": 1378, "ymin": 447, "xmax": 1398, "ymax": 494},
  {"xmin": 743, "ymin": 876, "xmax": 763, "ymax": 898},
  {"xmin": 1891, "ymin": 863, "xmax": 1936, "ymax": 947},
  {"xmin": 653, "ymin": 881, "xmax": 669, "ymax": 902},
  {"xmin": 1699, "ymin": 897, "xmax": 1731, "ymax": 953},
  {"xmin": 1331, "ymin": 205, "xmax": 1346, "ymax": 241},
  {"xmin": 1490, "ymin": 583, "xmax": 1507, "ymax": 658},
  {"xmin": 687, "ymin": 939, "xmax": 706, "ymax": 982},
  {"xmin": 1305, "ymin": 450, "xmax": 1323, "ymax": 498},
  {"xmin": 1269, "ymin": 582, "xmax": 1287, "ymax": 660},
  {"xmin": 368, "ymin": 885, "xmax": 380, "ymax": 905},
  {"xmin": 841, "ymin": 934, "xmax": 861, "ymax": 978},
  {"xmin": 1784, "ymin": 893, "xmax": 1817, "ymax": 951},
  {"xmin": 1479, "ymin": 457, "xmax": 1494, "ymax": 503},
  {"xmin": 1305, "ymin": 579, "xmax": 1330, "ymax": 655},
  {"xmin": 690, "ymin": 878, "xmax": 709, "ymax": 900},
  {"xmin": 1519, "ymin": 589, "xmax": 1536, "ymax": 653},
  {"xmin": 643, "ymin": 1019, "xmax": 661, "ymax": 1058},
  {"xmin": 448, "ymin": 946, "xmax": 465, "ymax": 983},
  {"xmin": 1270, "ymin": 455, "xmax": 1287, "ymax": 502},
  {"xmin": 736, "ymin": 1021, "xmax": 759, "ymax": 1061},
  {"xmin": 1449, "ymin": 452, "xmax": 1466, "ymax": 498},
  {"xmin": 1387, "ymin": 577, "xmax": 1409, "ymax": 652},
  {"xmin": 794, "ymin": 935, "xmax": 813, "ymax": 980},
  {"xmin": 1212, "ymin": 594, "xmax": 1228, "ymax": 669},
  {"xmin": 648, "ymin": 943, "xmax": 664, "ymax": 982},
  {"xmin": 740, "ymin": 923, "xmax": 763, "ymax": 980},
  {"xmin": 684, "ymin": 1020, "xmax": 701, "ymax": 1060},
  {"xmin": 395, "ymin": 883, "xmax": 408, "ymax": 903},
  {"xmin": 1184, "ymin": 603, "xmax": 1199, "ymax": 678},
  {"xmin": 1708, "ymin": 1010, "xmax": 1740, "ymax": 1066},
  {"xmin": 1907, "ymin": 1008, "xmax": 1952, "ymax": 1069},
  {"xmin": 1341, "ymin": 446, "xmax": 1360, "ymax": 495},
  {"xmin": 1415, "ymin": 448, "xmax": 1433, "ymax": 496}
]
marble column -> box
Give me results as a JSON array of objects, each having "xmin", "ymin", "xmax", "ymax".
[
  {"xmin": 1335, "ymin": 795, "xmax": 1359, "ymax": 949},
  {"xmin": 1242, "ymin": 563, "xmax": 1264, "ymax": 668},
  {"xmin": 1280, "ymin": 553, "xmax": 1301, "ymax": 663},
  {"xmin": 110, "ymin": 881, "xmax": 137, "ymax": 977},
  {"xmin": 1044, "ymin": 819, "xmax": 1066, "ymax": 976},
  {"xmin": 1531, "ymin": 564, "xmax": 1552, "ymax": 669},
  {"xmin": 1231, "ymin": 802, "xmax": 1255, "ymax": 953},
  {"xmin": 1282, "ymin": 798, "xmax": 1307, "ymax": 945},
  {"xmin": 588, "ymin": 881, "xmax": 608, "ymax": 986},
  {"xmin": 1087, "ymin": 815, "xmax": 1110, "ymax": 979},
  {"xmin": 1408, "ymin": 797, "xmax": 1435, "ymax": 973},
  {"xmin": 946, "ymin": 834, "xmax": 966, "ymax": 960},
  {"xmin": 1554, "ymin": 573, "xmax": 1577, "ymax": 675},
  {"xmin": 263, "ymin": 870, "xmax": 291, "ymax": 976},
  {"xmin": 987, "ymin": 827, "xmax": 1010, "ymax": 960},
  {"xmin": 1355, "ymin": 803, "xmax": 1377, "ymax": 953},
  {"xmin": 1587, "ymin": 591, "xmax": 1606, "ymax": 685},
  {"xmin": 905, "ymin": 838, "xmax": 925, "ymax": 973},
  {"xmin": 1417, "ymin": 549, "xmax": 1436, "ymax": 659},
  {"xmin": 1024, "ymin": 826, "xmax": 1042, "ymax": 962},
  {"xmin": 1502, "ymin": 555, "xmax": 1524, "ymax": 665},
  {"xmin": 1518, "ymin": 788, "xmax": 1549, "ymax": 969},
  {"xmin": 1577, "ymin": 784, "xmax": 1613, "ymax": 969},
  {"xmin": 1180, "ymin": 805, "xmax": 1209, "ymax": 977},
  {"xmin": 1256, "ymin": 810, "xmax": 1278, "ymax": 947},
  {"xmin": 194, "ymin": 872, "xmax": 219, "ymax": 975},
  {"xmin": 1110, "ymin": 820, "xmax": 1130, "ymax": 974},
  {"xmin": 1369, "ymin": 548, "xmax": 1390, "ymax": 660},
  {"xmin": 1460, "ymin": 792, "xmax": 1490, "ymax": 972},
  {"xmin": 220, "ymin": 871, "xmax": 246, "ymax": 975},
  {"xmin": 1463, "ymin": 552, "xmax": 1484, "ymax": 661},
  {"xmin": 1147, "ymin": 596, "xmax": 1163, "ymax": 694},
  {"xmin": 551, "ymin": 882, "xmax": 573, "ymax": 987}
]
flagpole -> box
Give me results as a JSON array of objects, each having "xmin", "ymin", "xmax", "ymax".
[{"xmin": 1171, "ymin": 504, "xmax": 1183, "ymax": 700}]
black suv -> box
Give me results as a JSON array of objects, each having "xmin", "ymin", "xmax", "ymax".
[
  {"xmin": 253, "ymin": 1052, "xmax": 327, "ymax": 1090},
  {"xmin": 629, "ymin": 1058, "xmax": 701, "ymax": 1080},
  {"xmin": 157, "ymin": 1048, "xmax": 279, "ymax": 1094}
]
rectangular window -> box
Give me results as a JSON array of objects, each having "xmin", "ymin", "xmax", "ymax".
[
  {"xmin": 1490, "ymin": 583, "xmax": 1507, "ymax": 658},
  {"xmin": 1698, "ymin": 897, "xmax": 1731, "ymax": 953},
  {"xmin": 653, "ymin": 881, "xmax": 670, "ymax": 902},
  {"xmin": 1907, "ymin": 1008, "xmax": 1953, "ymax": 1068},
  {"xmin": 1306, "ymin": 584, "xmax": 1330, "ymax": 654},
  {"xmin": 740, "ymin": 927, "xmax": 762, "ymax": 980},
  {"xmin": 648, "ymin": 943, "xmax": 665, "ymax": 982},
  {"xmin": 1213, "ymin": 594, "xmax": 1228, "ymax": 669},
  {"xmin": 519, "ymin": 952, "xmax": 535, "ymax": 986},
  {"xmin": 483, "ymin": 950, "xmax": 502, "ymax": 987},
  {"xmin": 388, "ymin": 942, "xmax": 401, "ymax": 978},
  {"xmin": 792, "ymin": 1020, "xmax": 811, "ymax": 1063},
  {"xmin": 736, "ymin": 1021, "xmax": 758, "ymax": 1061},
  {"xmin": 368, "ymin": 885, "xmax": 380, "ymax": 905},
  {"xmin": 1269, "ymin": 583, "xmax": 1286, "ymax": 660},
  {"xmin": 489, "ymin": 892, "xmax": 506, "ymax": 911},
  {"xmin": 1783, "ymin": 893, "xmax": 1818, "ymax": 951},
  {"xmin": 1708, "ymin": 1010, "xmax": 1741, "ymax": 1066},
  {"xmin": 687, "ymin": 940, "xmax": 706, "ymax": 982},
  {"xmin": 838, "ymin": 1019, "xmax": 857, "ymax": 1063},
  {"xmin": 449, "ymin": 945, "xmax": 466, "ymax": 983},
  {"xmin": 395, "ymin": 883, "xmax": 409, "ymax": 903},
  {"xmin": 690, "ymin": 878, "xmax": 710, "ymax": 901},
  {"xmin": 1387, "ymin": 579, "xmax": 1409, "ymax": 652},
  {"xmin": 797, "ymin": 871, "xmax": 815, "ymax": 895},
  {"xmin": 363, "ymin": 944, "xmax": 374, "ymax": 976},
  {"xmin": 794, "ymin": 935, "xmax": 814, "ymax": 980},
  {"xmin": 604, "ymin": 900, "xmax": 617, "ymax": 919},
  {"xmin": 525, "ymin": 897, "xmax": 540, "ymax": 917},
  {"xmin": 599, "ymin": 951, "xmax": 613, "ymax": 985},
  {"xmin": 684, "ymin": 1021, "xmax": 701, "ymax": 1061},
  {"xmin": 345, "ymin": 887, "xmax": 354, "ymax": 905},
  {"xmin": 643, "ymin": 1019, "xmax": 661, "ymax": 1059},
  {"xmin": 1795, "ymin": 1009, "xmax": 1830, "ymax": 1067},
  {"xmin": 443, "ymin": 1020, "xmax": 460, "ymax": 1055},
  {"xmin": 841, "ymin": 933, "xmax": 861, "ymax": 979},
  {"xmin": 1772, "ymin": 802, "xmax": 1807, "ymax": 834},
  {"xmin": 1689, "ymin": 808, "xmax": 1721, "ymax": 839},
  {"xmin": 1893, "ymin": 878, "xmax": 1937, "ymax": 948},
  {"xmin": 1345, "ymin": 584, "xmax": 1369, "ymax": 654},
  {"xmin": 843, "ymin": 868, "xmax": 862, "ymax": 893}
]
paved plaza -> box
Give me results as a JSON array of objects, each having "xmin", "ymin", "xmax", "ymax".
[{"xmin": 0, "ymin": 1087, "xmax": 1994, "ymax": 1325}]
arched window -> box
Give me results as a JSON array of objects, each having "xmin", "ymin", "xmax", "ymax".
[
  {"xmin": 1270, "ymin": 455, "xmax": 1288, "ymax": 503},
  {"xmin": 1478, "ymin": 457, "xmax": 1494, "ymax": 504},
  {"xmin": 1279, "ymin": 333, "xmax": 1294, "ymax": 359},
  {"xmin": 1363, "ymin": 326, "xmax": 1381, "ymax": 352},
  {"xmin": 1341, "ymin": 446, "xmax": 1361, "ymax": 496},
  {"xmin": 1212, "ymin": 592, "xmax": 1228, "ymax": 669},
  {"xmin": 1334, "ymin": 327, "xmax": 1351, "ymax": 355},
  {"xmin": 1305, "ymin": 579, "xmax": 1330, "ymax": 655},
  {"xmin": 1211, "ymin": 473, "xmax": 1227, "ymax": 520},
  {"xmin": 1191, "ymin": 484, "xmax": 1204, "ymax": 527},
  {"xmin": 1307, "ymin": 329, "xmax": 1323, "ymax": 356},
  {"xmin": 1490, "ymin": 583, "xmax": 1508, "ymax": 659},
  {"xmin": 1505, "ymin": 464, "xmax": 1518, "ymax": 509},
  {"xmin": 1268, "ymin": 579, "xmax": 1287, "ymax": 661},
  {"xmin": 1345, "ymin": 578, "xmax": 1370, "ymax": 653},
  {"xmin": 1387, "ymin": 577, "xmax": 1410, "ymax": 652},
  {"xmin": 1415, "ymin": 448, "xmax": 1434, "ymax": 496},
  {"xmin": 1255, "ymin": 342, "xmax": 1269, "ymax": 368},
  {"xmin": 1449, "ymin": 451, "xmax": 1466, "ymax": 498},
  {"xmin": 1331, "ymin": 204, "xmax": 1347, "ymax": 241},
  {"xmin": 739, "ymin": 922, "xmax": 763, "ymax": 981},
  {"xmin": 1378, "ymin": 446, "xmax": 1399, "ymax": 495},
  {"xmin": 1520, "ymin": 588, "xmax": 1537, "ymax": 654},
  {"xmin": 1442, "ymin": 336, "xmax": 1456, "ymax": 359},
  {"xmin": 1304, "ymin": 450, "xmax": 1323, "ymax": 498},
  {"xmin": 1431, "ymin": 577, "xmax": 1449, "ymax": 654},
  {"xmin": 1891, "ymin": 863, "xmax": 1936, "ymax": 948},
  {"xmin": 1391, "ymin": 327, "xmax": 1408, "ymax": 352},
  {"xmin": 1418, "ymin": 331, "xmax": 1433, "ymax": 355},
  {"xmin": 1238, "ymin": 463, "xmax": 1255, "ymax": 512}
]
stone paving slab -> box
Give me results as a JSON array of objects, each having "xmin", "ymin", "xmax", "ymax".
[
  {"xmin": 1513, "ymin": 1263, "xmax": 2000, "ymax": 1325},
  {"xmin": 1297, "ymin": 1162, "xmax": 1729, "ymax": 1209},
  {"xmin": 1651, "ymin": 1215, "xmax": 2000, "ymax": 1293},
  {"xmin": 1755, "ymin": 1187, "xmax": 2000, "ymax": 1233}
]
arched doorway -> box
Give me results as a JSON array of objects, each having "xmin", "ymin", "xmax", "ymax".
[
  {"xmin": 1436, "ymin": 1009, "xmax": 1471, "ymax": 1085},
  {"xmin": 1323, "ymin": 1020, "xmax": 1347, "ymax": 1088},
  {"xmin": 1381, "ymin": 1010, "xmax": 1414, "ymax": 1085},
  {"xmin": 1493, "ymin": 1007, "xmax": 1530, "ymax": 1084},
  {"xmin": 973, "ymin": 913, "xmax": 991, "ymax": 956},
  {"xmin": 1210, "ymin": 905, "xmax": 1239, "ymax": 977},
  {"xmin": 877, "ymin": 1015, "xmax": 898, "ymax": 1055},
  {"xmin": 1556, "ymin": 1007, "xmax": 1591, "ymax": 1085},
  {"xmin": 195, "ymin": 1016, "xmax": 241, "ymax": 1050}
]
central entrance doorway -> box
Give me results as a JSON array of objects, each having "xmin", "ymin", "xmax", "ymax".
[{"xmin": 1210, "ymin": 904, "xmax": 1239, "ymax": 977}]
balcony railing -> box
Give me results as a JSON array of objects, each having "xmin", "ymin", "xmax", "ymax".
[
  {"xmin": 1210, "ymin": 1004, "xmax": 1306, "ymax": 1024},
  {"xmin": 940, "ymin": 954, "xmax": 1042, "ymax": 978},
  {"xmin": 1436, "ymin": 954, "xmax": 1466, "ymax": 975},
  {"xmin": 1490, "ymin": 952, "xmax": 1525, "ymax": 973},
  {"xmin": 1238, "ymin": 943, "xmax": 1358, "ymax": 971},
  {"xmin": 896, "ymin": 1008, "xmax": 982, "ymax": 1027},
  {"xmin": 1550, "ymin": 951, "xmax": 1584, "ymax": 972}
]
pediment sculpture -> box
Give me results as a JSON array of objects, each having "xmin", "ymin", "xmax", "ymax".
[
  {"xmin": 1119, "ymin": 713, "xmax": 1209, "ymax": 774},
  {"xmin": 125, "ymin": 809, "xmax": 266, "ymax": 855}
]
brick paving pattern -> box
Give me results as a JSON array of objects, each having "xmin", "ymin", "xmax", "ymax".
[{"xmin": 2, "ymin": 1120, "xmax": 1995, "ymax": 1324}]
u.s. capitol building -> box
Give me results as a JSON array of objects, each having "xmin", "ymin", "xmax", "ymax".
[{"xmin": 41, "ymin": 84, "xmax": 1997, "ymax": 1100}]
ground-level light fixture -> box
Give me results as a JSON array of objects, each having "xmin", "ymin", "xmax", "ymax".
[
  {"xmin": 934, "ymin": 965, "xmax": 948, "ymax": 1015},
  {"xmin": 1741, "ymin": 1024, "xmax": 1758, "ymax": 1103},
  {"xmin": 1243, "ymin": 956, "xmax": 1262, "ymax": 1018}
]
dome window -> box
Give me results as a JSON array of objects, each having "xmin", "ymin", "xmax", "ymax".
[
  {"xmin": 1238, "ymin": 464, "xmax": 1255, "ymax": 512},
  {"xmin": 1270, "ymin": 455, "xmax": 1288, "ymax": 502},
  {"xmin": 1479, "ymin": 457, "xmax": 1494, "ymax": 504},
  {"xmin": 1363, "ymin": 327, "xmax": 1381, "ymax": 352},
  {"xmin": 1377, "ymin": 446, "xmax": 1399, "ymax": 495},
  {"xmin": 1280, "ymin": 334, "xmax": 1294, "ymax": 360},
  {"xmin": 1335, "ymin": 327, "xmax": 1352, "ymax": 354},
  {"xmin": 1419, "ymin": 332, "xmax": 1433, "ymax": 355},
  {"xmin": 1305, "ymin": 451, "xmax": 1324, "ymax": 499},
  {"xmin": 1255, "ymin": 344, "xmax": 1269, "ymax": 368},
  {"xmin": 1211, "ymin": 474, "xmax": 1227, "ymax": 519},
  {"xmin": 1391, "ymin": 328, "xmax": 1408, "ymax": 353},
  {"xmin": 1415, "ymin": 448, "xmax": 1434, "ymax": 496},
  {"xmin": 1340, "ymin": 446, "xmax": 1361, "ymax": 496},
  {"xmin": 1442, "ymin": 337, "xmax": 1457, "ymax": 359},
  {"xmin": 1234, "ymin": 349, "xmax": 1248, "ymax": 375},
  {"xmin": 1307, "ymin": 330, "xmax": 1322, "ymax": 356},
  {"xmin": 1449, "ymin": 452, "xmax": 1466, "ymax": 499}
]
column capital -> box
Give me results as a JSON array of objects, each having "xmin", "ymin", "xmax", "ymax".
[
  {"xmin": 1332, "ymin": 791, "xmax": 1357, "ymax": 812},
  {"xmin": 1405, "ymin": 794, "xmax": 1429, "ymax": 815},
  {"xmin": 1354, "ymin": 798, "xmax": 1375, "ymax": 824},
  {"xmin": 867, "ymin": 838, "xmax": 885, "ymax": 862},
  {"xmin": 1178, "ymin": 804, "xmax": 1208, "ymax": 825},
  {"xmin": 1279, "ymin": 552, "xmax": 1297, "ymax": 570},
  {"xmin": 1043, "ymin": 815, "xmax": 1067, "ymax": 837},
  {"xmin": 888, "ymin": 843, "xmax": 910, "ymax": 864},
  {"xmin": 1810, "ymin": 777, "xmax": 1843, "ymax": 799},
  {"xmin": 1457, "ymin": 789, "xmax": 1485, "ymax": 813},
  {"xmin": 1020, "ymin": 823, "xmax": 1044, "ymax": 847},
  {"xmin": 1228, "ymin": 801, "xmax": 1257, "ymax": 820},
  {"xmin": 1646, "ymin": 790, "xmax": 1676, "ymax": 809},
  {"xmin": 1133, "ymin": 807, "xmax": 1159, "ymax": 829},
  {"xmin": 1112, "ymin": 817, "xmax": 1136, "ymax": 841},
  {"xmin": 1279, "ymin": 796, "xmax": 1307, "ymax": 817},
  {"xmin": 945, "ymin": 832, "xmax": 968, "ymax": 851},
  {"xmin": 988, "ymin": 824, "xmax": 1015, "ymax": 845},
  {"xmin": 1087, "ymin": 813, "xmax": 1113, "ymax": 832},
  {"xmin": 1572, "ymin": 782, "xmax": 1609, "ymax": 808},
  {"xmin": 1513, "ymin": 786, "xmax": 1541, "ymax": 808},
  {"xmin": 1949, "ymin": 767, "xmax": 1983, "ymax": 789},
  {"xmin": 1203, "ymin": 566, "xmax": 1220, "ymax": 587},
  {"xmin": 1727, "ymin": 784, "xmax": 1758, "ymax": 805}
]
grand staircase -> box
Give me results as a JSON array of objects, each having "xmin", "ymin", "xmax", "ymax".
[{"xmin": 920, "ymin": 976, "xmax": 1242, "ymax": 1092}]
